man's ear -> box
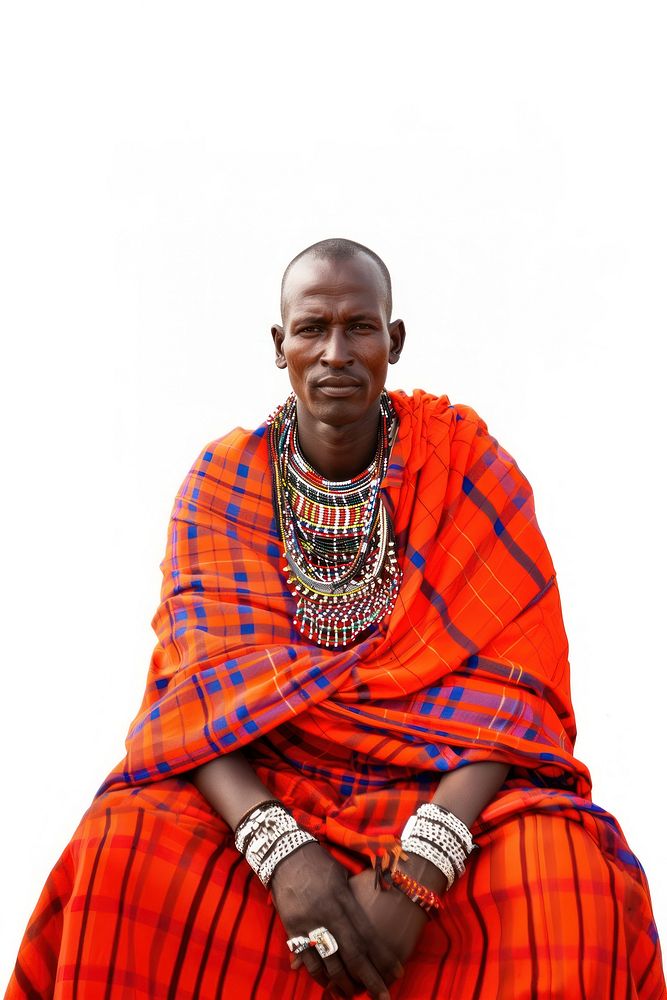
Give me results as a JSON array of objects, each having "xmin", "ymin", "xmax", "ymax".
[
  {"xmin": 271, "ymin": 324, "xmax": 287, "ymax": 369},
  {"xmin": 388, "ymin": 319, "xmax": 406, "ymax": 364}
]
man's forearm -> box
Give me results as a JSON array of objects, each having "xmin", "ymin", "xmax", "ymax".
[
  {"xmin": 431, "ymin": 760, "xmax": 509, "ymax": 829},
  {"xmin": 395, "ymin": 761, "xmax": 509, "ymax": 895},
  {"xmin": 190, "ymin": 750, "xmax": 275, "ymax": 831},
  {"xmin": 190, "ymin": 753, "xmax": 508, "ymax": 836}
]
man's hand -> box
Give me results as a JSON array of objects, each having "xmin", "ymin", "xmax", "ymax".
[
  {"xmin": 270, "ymin": 842, "xmax": 403, "ymax": 999},
  {"xmin": 347, "ymin": 867, "xmax": 430, "ymax": 968},
  {"xmin": 346, "ymin": 850, "xmax": 449, "ymax": 973}
]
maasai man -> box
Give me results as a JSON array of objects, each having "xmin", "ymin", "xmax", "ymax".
[{"xmin": 6, "ymin": 240, "xmax": 665, "ymax": 999}]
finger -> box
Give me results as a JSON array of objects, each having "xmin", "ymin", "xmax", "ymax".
[
  {"xmin": 289, "ymin": 956, "xmax": 303, "ymax": 971},
  {"xmin": 300, "ymin": 948, "xmax": 328, "ymax": 989},
  {"xmin": 342, "ymin": 896, "xmax": 404, "ymax": 984},
  {"xmin": 337, "ymin": 953, "xmax": 391, "ymax": 1000},
  {"xmin": 323, "ymin": 986, "xmax": 356, "ymax": 1000},
  {"xmin": 321, "ymin": 955, "xmax": 358, "ymax": 997}
]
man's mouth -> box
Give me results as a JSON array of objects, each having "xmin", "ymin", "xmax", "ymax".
[{"xmin": 315, "ymin": 378, "xmax": 362, "ymax": 396}]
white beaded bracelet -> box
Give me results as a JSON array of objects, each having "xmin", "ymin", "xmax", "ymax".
[
  {"xmin": 234, "ymin": 800, "xmax": 317, "ymax": 887},
  {"xmin": 399, "ymin": 802, "xmax": 477, "ymax": 889},
  {"xmin": 409, "ymin": 817, "xmax": 468, "ymax": 876},
  {"xmin": 401, "ymin": 835, "xmax": 456, "ymax": 889},
  {"xmin": 415, "ymin": 802, "xmax": 476, "ymax": 855},
  {"xmin": 235, "ymin": 804, "xmax": 296, "ymax": 855},
  {"xmin": 244, "ymin": 815, "xmax": 300, "ymax": 873},
  {"xmin": 257, "ymin": 828, "xmax": 317, "ymax": 887}
]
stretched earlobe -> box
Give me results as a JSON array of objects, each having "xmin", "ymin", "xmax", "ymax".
[
  {"xmin": 388, "ymin": 319, "xmax": 406, "ymax": 364},
  {"xmin": 271, "ymin": 324, "xmax": 287, "ymax": 370}
]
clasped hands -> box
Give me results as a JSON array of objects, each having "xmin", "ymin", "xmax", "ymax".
[{"xmin": 271, "ymin": 841, "xmax": 441, "ymax": 999}]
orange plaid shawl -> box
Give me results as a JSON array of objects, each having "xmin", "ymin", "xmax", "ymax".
[{"xmin": 100, "ymin": 390, "xmax": 594, "ymax": 844}]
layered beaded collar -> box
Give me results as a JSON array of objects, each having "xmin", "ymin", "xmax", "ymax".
[{"xmin": 268, "ymin": 391, "xmax": 403, "ymax": 648}]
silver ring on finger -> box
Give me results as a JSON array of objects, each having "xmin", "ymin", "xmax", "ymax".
[
  {"xmin": 286, "ymin": 935, "xmax": 311, "ymax": 955},
  {"xmin": 307, "ymin": 926, "xmax": 338, "ymax": 959}
]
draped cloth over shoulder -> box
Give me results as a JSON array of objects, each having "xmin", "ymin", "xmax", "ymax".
[
  {"xmin": 6, "ymin": 391, "xmax": 665, "ymax": 1000},
  {"xmin": 105, "ymin": 390, "xmax": 587, "ymax": 807}
]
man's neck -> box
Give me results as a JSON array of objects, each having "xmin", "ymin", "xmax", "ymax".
[{"xmin": 295, "ymin": 407, "xmax": 380, "ymax": 481}]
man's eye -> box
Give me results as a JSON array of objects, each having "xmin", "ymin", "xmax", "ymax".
[
  {"xmin": 351, "ymin": 323, "xmax": 372, "ymax": 331},
  {"xmin": 299, "ymin": 326, "xmax": 321, "ymax": 334}
]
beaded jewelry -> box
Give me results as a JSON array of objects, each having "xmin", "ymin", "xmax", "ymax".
[
  {"xmin": 233, "ymin": 800, "xmax": 317, "ymax": 888},
  {"xmin": 390, "ymin": 869, "xmax": 444, "ymax": 919},
  {"xmin": 414, "ymin": 802, "xmax": 476, "ymax": 855},
  {"xmin": 400, "ymin": 837, "xmax": 456, "ymax": 889},
  {"xmin": 267, "ymin": 390, "xmax": 403, "ymax": 647},
  {"xmin": 399, "ymin": 803, "xmax": 477, "ymax": 887}
]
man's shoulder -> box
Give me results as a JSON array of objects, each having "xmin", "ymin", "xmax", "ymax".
[
  {"xmin": 186, "ymin": 422, "xmax": 270, "ymax": 485},
  {"xmin": 389, "ymin": 388, "xmax": 489, "ymax": 437}
]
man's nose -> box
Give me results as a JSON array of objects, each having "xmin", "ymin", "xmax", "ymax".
[{"xmin": 320, "ymin": 328, "xmax": 352, "ymax": 367}]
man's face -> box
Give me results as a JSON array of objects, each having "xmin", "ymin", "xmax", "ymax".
[{"xmin": 271, "ymin": 254, "xmax": 404, "ymax": 428}]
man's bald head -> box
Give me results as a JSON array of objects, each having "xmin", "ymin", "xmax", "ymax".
[{"xmin": 280, "ymin": 238, "xmax": 392, "ymax": 323}]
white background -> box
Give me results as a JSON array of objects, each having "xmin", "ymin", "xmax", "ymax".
[{"xmin": 1, "ymin": 1, "xmax": 665, "ymax": 985}]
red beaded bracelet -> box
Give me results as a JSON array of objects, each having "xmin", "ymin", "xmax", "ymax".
[{"xmin": 391, "ymin": 868, "xmax": 444, "ymax": 918}]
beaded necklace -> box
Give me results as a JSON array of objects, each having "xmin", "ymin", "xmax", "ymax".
[{"xmin": 268, "ymin": 391, "xmax": 403, "ymax": 648}]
